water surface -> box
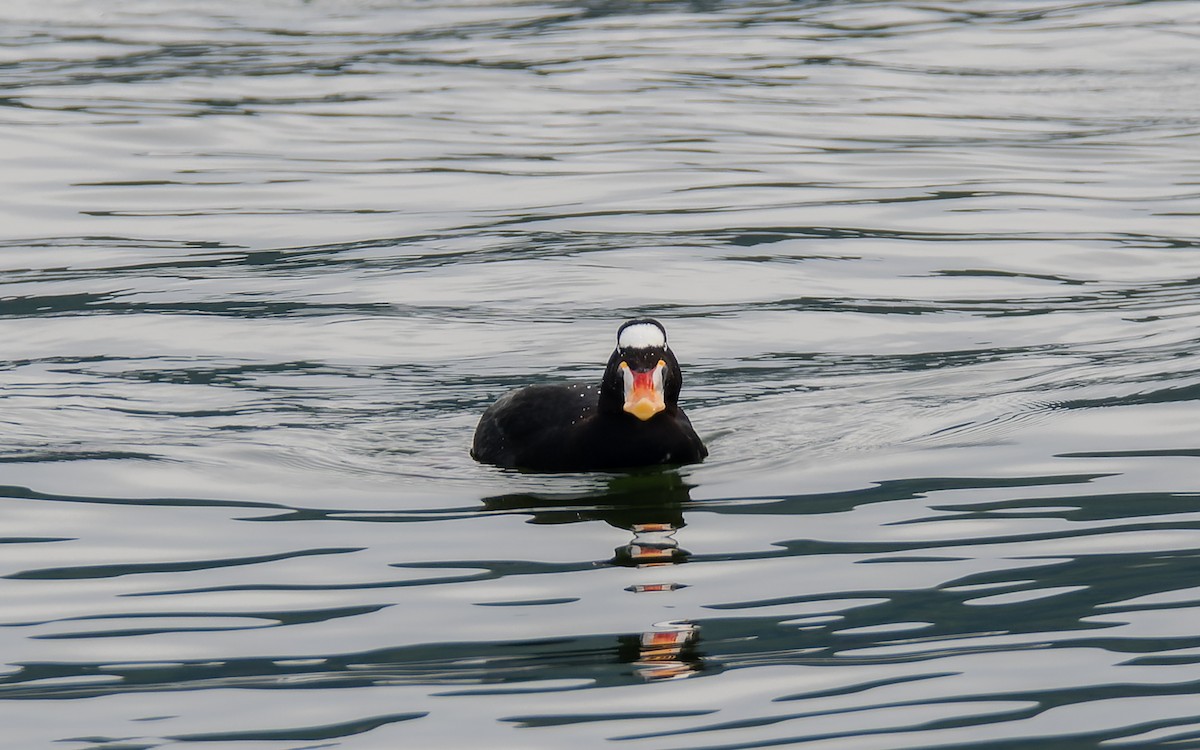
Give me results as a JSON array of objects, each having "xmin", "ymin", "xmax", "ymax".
[{"xmin": 3, "ymin": 0, "xmax": 1200, "ymax": 747}]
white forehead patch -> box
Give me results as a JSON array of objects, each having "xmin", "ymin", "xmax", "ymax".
[{"xmin": 618, "ymin": 323, "xmax": 666, "ymax": 349}]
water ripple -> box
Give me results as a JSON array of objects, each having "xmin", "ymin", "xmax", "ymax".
[{"xmin": 2, "ymin": 0, "xmax": 1200, "ymax": 747}]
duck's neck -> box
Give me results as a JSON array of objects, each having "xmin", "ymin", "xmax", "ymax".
[{"xmin": 598, "ymin": 351, "xmax": 627, "ymax": 415}]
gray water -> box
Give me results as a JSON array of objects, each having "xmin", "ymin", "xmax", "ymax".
[{"xmin": 3, "ymin": 0, "xmax": 1200, "ymax": 747}]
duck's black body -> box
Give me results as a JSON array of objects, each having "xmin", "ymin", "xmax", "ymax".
[{"xmin": 471, "ymin": 319, "xmax": 707, "ymax": 472}]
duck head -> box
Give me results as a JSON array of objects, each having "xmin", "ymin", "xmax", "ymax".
[{"xmin": 600, "ymin": 319, "xmax": 683, "ymax": 420}]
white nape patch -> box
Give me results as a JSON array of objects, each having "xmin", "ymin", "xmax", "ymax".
[{"xmin": 618, "ymin": 323, "xmax": 666, "ymax": 349}]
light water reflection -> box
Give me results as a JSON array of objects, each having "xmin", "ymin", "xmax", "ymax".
[{"xmin": 3, "ymin": 0, "xmax": 1200, "ymax": 747}]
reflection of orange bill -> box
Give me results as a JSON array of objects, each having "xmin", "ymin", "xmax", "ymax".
[
  {"xmin": 630, "ymin": 583, "xmax": 678, "ymax": 593},
  {"xmin": 643, "ymin": 630, "xmax": 691, "ymax": 648},
  {"xmin": 630, "ymin": 545, "xmax": 672, "ymax": 559},
  {"xmin": 635, "ymin": 627, "xmax": 698, "ymax": 681},
  {"xmin": 637, "ymin": 663, "xmax": 694, "ymax": 681},
  {"xmin": 632, "ymin": 523, "xmax": 675, "ymax": 533}
]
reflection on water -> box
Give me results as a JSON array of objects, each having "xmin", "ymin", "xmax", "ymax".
[
  {"xmin": 488, "ymin": 472, "xmax": 701, "ymax": 680},
  {"xmin": 3, "ymin": 0, "xmax": 1200, "ymax": 747},
  {"xmin": 628, "ymin": 624, "xmax": 700, "ymax": 682},
  {"xmin": 4, "ymin": 470, "xmax": 1200, "ymax": 745},
  {"xmin": 483, "ymin": 471, "xmax": 691, "ymax": 526},
  {"xmin": 618, "ymin": 522, "xmax": 690, "ymax": 571}
]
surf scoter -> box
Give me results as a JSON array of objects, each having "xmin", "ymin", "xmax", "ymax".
[{"xmin": 471, "ymin": 319, "xmax": 708, "ymax": 471}]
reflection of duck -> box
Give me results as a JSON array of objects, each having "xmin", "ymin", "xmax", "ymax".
[
  {"xmin": 482, "ymin": 471, "xmax": 693, "ymax": 563},
  {"xmin": 626, "ymin": 624, "xmax": 701, "ymax": 681},
  {"xmin": 471, "ymin": 319, "xmax": 707, "ymax": 471},
  {"xmin": 483, "ymin": 471, "xmax": 703, "ymax": 679},
  {"xmin": 481, "ymin": 470, "xmax": 692, "ymax": 529}
]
